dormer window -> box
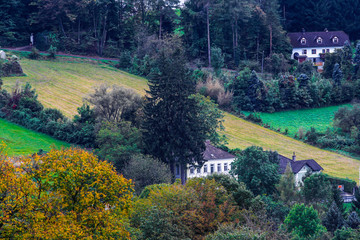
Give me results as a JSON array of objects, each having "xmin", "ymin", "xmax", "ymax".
[
  {"xmin": 317, "ymin": 37, "xmax": 322, "ymax": 44},
  {"xmin": 300, "ymin": 37, "xmax": 306, "ymax": 44},
  {"xmin": 333, "ymin": 36, "xmax": 339, "ymax": 43}
]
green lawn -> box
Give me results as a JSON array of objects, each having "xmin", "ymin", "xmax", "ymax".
[
  {"xmin": 0, "ymin": 118, "xmax": 70, "ymax": 156},
  {"xmin": 3, "ymin": 57, "xmax": 360, "ymax": 181},
  {"xmin": 244, "ymin": 104, "xmax": 352, "ymax": 137}
]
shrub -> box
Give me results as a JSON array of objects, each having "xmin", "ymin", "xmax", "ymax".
[
  {"xmin": 28, "ymin": 47, "xmax": 41, "ymax": 60},
  {"xmin": 245, "ymin": 113, "xmax": 263, "ymax": 124},
  {"xmin": 47, "ymin": 45, "xmax": 57, "ymax": 59},
  {"xmin": 123, "ymin": 154, "xmax": 172, "ymax": 195}
]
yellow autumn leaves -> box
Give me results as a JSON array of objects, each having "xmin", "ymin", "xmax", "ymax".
[{"xmin": 0, "ymin": 147, "xmax": 133, "ymax": 239}]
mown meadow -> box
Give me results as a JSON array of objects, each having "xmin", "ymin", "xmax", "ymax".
[
  {"xmin": 0, "ymin": 118, "xmax": 70, "ymax": 156},
  {"xmin": 244, "ymin": 104, "xmax": 352, "ymax": 136},
  {"xmin": 3, "ymin": 56, "xmax": 360, "ymax": 181}
]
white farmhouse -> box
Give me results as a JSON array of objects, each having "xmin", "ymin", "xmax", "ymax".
[
  {"xmin": 278, "ymin": 153, "xmax": 323, "ymax": 186},
  {"xmin": 186, "ymin": 140, "xmax": 236, "ymax": 179},
  {"xmin": 288, "ymin": 29, "xmax": 350, "ymax": 71},
  {"xmin": 178, "ymin": 141, "xmax": 323, "ymax": 187}
]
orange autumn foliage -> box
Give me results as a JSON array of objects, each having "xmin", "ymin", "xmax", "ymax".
[
  {"xmin": 0, "ymin": 147, "xmax": 134, "ymax": 239},
  {"xmin": 132, "ymin": 178, "xmax": 239, "ymax": 240}
]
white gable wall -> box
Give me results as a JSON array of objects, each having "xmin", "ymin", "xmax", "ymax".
[
  {"xmin": 187, "ymin": 158, "xmax": 235, "ymax": 178},
  {"xmin": 292, "ymin": 47, "xmax": 342, "ymax": 60}
]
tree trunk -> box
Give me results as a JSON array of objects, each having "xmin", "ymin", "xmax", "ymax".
[
  {"xmin": 269, "ymin": 25, "xmax": 273, "ymax": 56},
  {"xmin": 99, "ymin": 9, "xmax": 108, "ymax": 56},
  {"xmin": 59, "ymin": 18, "xmax": 67, "ymax": 37},
  {"xmin": 207, "ymin": 5, "xmax": 211, "ymax": 67},
  {"xmin": 232, "ymin": 23, "xmax": 235, "ymax": 60},
  {"xmin": 180, "ymin": 163, "xmax": 186, "ymax": 185},
  {"xmin": 159, "ymin": 14, "xmax": 163, "ymax": 39},
  {"xmin": 256, "ymin": 36, "xmax": 259, "ymax": 62},
  {"xmin": 77, "ymin": 18, "xmax": 81, "ymax": 44}
]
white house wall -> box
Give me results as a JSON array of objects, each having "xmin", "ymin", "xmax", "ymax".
[
  {"xmin": 292, "ymin": 47, "xmax": 342, "ymax": 60},
  {"xmin": 187, "ymin": 158, "xmax": 235, "ymax": 178}
]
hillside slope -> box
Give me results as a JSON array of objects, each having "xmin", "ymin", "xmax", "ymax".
[
  {"xmin": 3, "ymin": 58, "xmax": 360, "ymax": 181},
  {"xmin": 0, "ymin": 118, "xmax": 70, "ymax": 156}
]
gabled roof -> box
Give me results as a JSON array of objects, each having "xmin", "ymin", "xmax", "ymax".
[
  {"xmin": 288, "ymin": 31, "xmax": 349, "ymax": 48},
  {"xmin": 278, "ymin": 154, "xmax": 323, "ymax": 174},
  {"xmin": 203, "ymin": 140, "xmax": 235, "ymax": 160}
]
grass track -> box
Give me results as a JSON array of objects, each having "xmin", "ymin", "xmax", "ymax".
[
  {"xmin": 3, "ymin": 58, "xmax": 360, "ymax": 181},
  {"xmin": 0, "ymin": 118, "xmax": 70, "ymax": 156}
]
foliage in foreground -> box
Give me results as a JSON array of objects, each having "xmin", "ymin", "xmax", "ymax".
[{"xmin": 0, "ymin": 147, "xmax": 134, "ymax": 239}]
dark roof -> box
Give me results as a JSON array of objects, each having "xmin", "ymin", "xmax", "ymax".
[
  {"xmin": 203, "ymin": 141, "xmax": 235, "ymax": 160},
  {"xmin": 288, "ymin": 31, "xmax": 349, "ymax": 48},
  {"xmin": 278, "ymin": 154, "xmax": 323, "ymax": 174}
]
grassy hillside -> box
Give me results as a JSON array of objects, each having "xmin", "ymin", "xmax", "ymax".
[
  {"xmin": 3, "ymin": 58, "xmax": 148, "ymax": 116},
  {"xmin": 244, "ymin": 104, "xmax": 352, "ymax": 136},
  {"xmin": 3, "ymin": 58, "xmax": 360, "ymax": 181},
  {"xmin": 0, "ymin": 118, "xmax": 70, "ymax": 156}
]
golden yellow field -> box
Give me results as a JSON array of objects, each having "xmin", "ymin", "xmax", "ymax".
[{"xmin": 4, "ymin": 58, "xmax": 360, "ymax": 181}]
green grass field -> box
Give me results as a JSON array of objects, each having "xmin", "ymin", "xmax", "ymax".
[
  {"xmin": 0, "ymin": 118, "xmax": 70, "ymax": 156},
  {"xmin": 244, "ymin": 104, "xmax": 352, "ymax": 136},
  {"xmin": 3, "ymin": 57, "xmax": 360, "ymax": 181}
]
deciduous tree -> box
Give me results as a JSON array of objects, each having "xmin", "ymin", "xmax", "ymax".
[{"xmin": 0, "ymin": 147, "xmax": 134, "ymax": 239}]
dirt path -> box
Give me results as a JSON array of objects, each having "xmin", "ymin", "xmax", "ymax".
[{"xmin": 2, "ymin": 46, "xmax": 119, "ymax": 62}]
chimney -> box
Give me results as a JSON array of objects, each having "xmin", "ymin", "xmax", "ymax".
[
  {"xmin": 324, "ymin": 28, "xmax": 328, "ymax": 32},
  {"xmin": 302, "ymin": 28, "xmax": 305, "ymax": 34},
  {"xmin": 292, "ymin": 152, "xmax": 296, "ymax": 161}
]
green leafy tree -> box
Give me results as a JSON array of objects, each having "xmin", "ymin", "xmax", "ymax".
[
  {"xmin": 96, "ymin": 121, "xmax": 142, "ymax": 171},
  {"xmin": 283, "ymin": 203, "xmax": 326, "ymax": 239},
  {"xmin": 230, "ymin": 146, "xmax": 280, "ymax": 195},
  {"xmin": 302, "ymin": 172, "xmax": 333, "ymax": 206},
  {"xmin": 123, "ymin": 154, "xmax": 172, "ymax": 195},
  {"xmin": 86, "ymin": 84, "xmax": 143, "ymax": 124}
]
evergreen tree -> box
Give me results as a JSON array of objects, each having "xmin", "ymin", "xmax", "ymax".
[
  {"xmin": 276, "ymin": 163, "xmax": 298, "ymax": 206},
  {"xmin": 354, "ymin": 42, "xmax": 360, "ymax": 77},
  {"xmin": 332, "ymin": 185, "xmax": 345, "ymax": 216},
  {"xmin": 322, "ymin": 202, "xmax": 344, "ymax": 233},
  {"xmin": 298, "ymin": 74, "xmax": 309, "ymax": 88},
  {"xmin": 333, "ymin": 63, "xmax": 343, "ymax": 86},
  {"xmin": 345, "ymin": 211, "xmax": 360, "ymax": 229},
  {"xmin": 143, "ymin": 36, "xmax": 219, "ymax": 183},
  {"xmin": 247, "ymin": 70, "xmax": 266, "ymax": 111},
  {"xmin": 352, "ymin": 187, "xmax": 360, "ymax": 214}
]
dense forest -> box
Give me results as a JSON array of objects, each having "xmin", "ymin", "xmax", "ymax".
[{"xmin": 2, "ymin": 0, "xmax": 359, "ymax": 65}]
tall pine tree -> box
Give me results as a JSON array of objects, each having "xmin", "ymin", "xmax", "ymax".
[{"xmin": 143, "ymin": 36, "xmax": 211, "ymax": 183}]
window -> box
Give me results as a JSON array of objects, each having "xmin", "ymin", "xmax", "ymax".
[
  {"xmin": 302, "ymin": 49, "xmax": 307, "ymax": 55},
  {"xmin": 317, "ymin": 37, "xmax": 322, "ymax": 44},
  {"xmin": 190, "ymin": 167, "xmax": 194, "ymax": 174},
  {"xmin": 312, "ymin": 49, "xmax": 316, "ymax": 54},
  {"xmin": 217, "ymin": 163, "xmax": 221, "ymax": 172},
  {"xmin": 313, "ymin": 58, "xmax": 316, "ymax": 63},
  {"xmin": 224, "ymin": 163, "xmax": 228, "ymax": 171},
  {"xmin": 322, "ymin": 49, "xmax": 326, "ymax": 53},
  {"xmin": 204, "ymin": 165, "xmax": 208, "ymax": 173},
  {"xmin": 333, "ymin": 36, "xmax": 339, "ymax": 43},
  {"xmin": 210, "ymin": 164, "xmax": 214, "ymax": 173},
  {"xmin": 300, "ymin": 37, "xmax": 306, "ymax": 44},
  {"xmin": 326, "ymin": 49, "xmax": 330, "ymax": 53},
  {"xmin": 197, "ymin": 167, "xmax": 201, "ymax": 173}
]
